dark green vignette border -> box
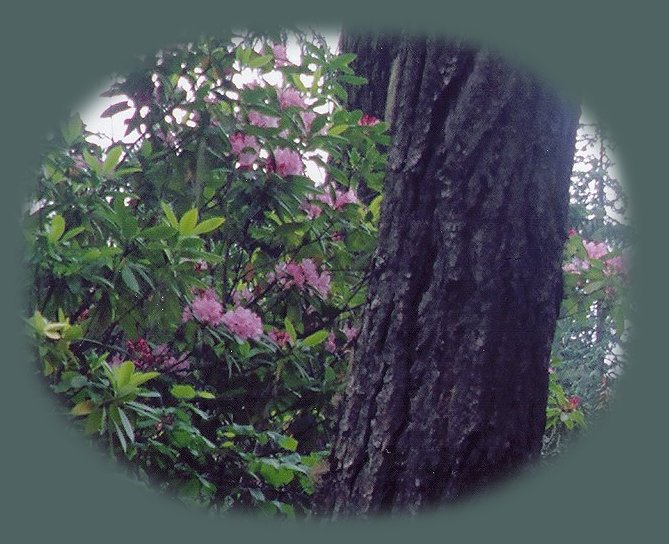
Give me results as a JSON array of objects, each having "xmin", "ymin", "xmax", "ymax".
[{"xmin": 1, "ymin": 1, "xmax": 665, "ymax": 542}]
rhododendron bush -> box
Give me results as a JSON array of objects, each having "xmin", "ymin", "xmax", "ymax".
[
  {"xmin": 23, "ymin": 30, "xmax": 628, "ymax": 514},
  {"xmin": 24, "ymin": 30, "xmax": 388, "ymax": 515}
]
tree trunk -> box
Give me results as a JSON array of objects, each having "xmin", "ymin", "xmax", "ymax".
[{"xmin": 316, "ymin": 35, "xmax": 579, "ymax": 517}]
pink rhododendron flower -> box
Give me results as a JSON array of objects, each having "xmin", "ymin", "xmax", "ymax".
[
  {"xmin": 277, "ymin": 87, "xmax": 306, "ymax": 109},
  {"xmin": 229, "ymin": 132, "xmax": 260, "ymax": 167},
  {"xmin": 272, "ymin": 44, "xmax": 289, "ymax": 67},
  {"xmin": 300, "ymin": 110, "xmax": 317, "ymax": 132},
  {"xmin": 333, "ymin": 188, "xmax": 359, "ymax": 209},
  {"xmin": 330, "ymin": 231, "xmax": 344, "ymax": 242},
  {"xmin": 342, "ymin": 324, "xmax": 359, "ymax": 343},
  {"xmin": 310, "ymin": 184, "xmax": 359, "ymax": 211},
  {"xmin": 269, "ymin": 328, "xmax": 292, "ymax": 348},
  {"xmin": 300, "ymin": 200, "xmax": 322, "ymax": 219},
  {"xmin": 183, "ymin": 288, "xmax": 224, "ymax": 327},
  {"xmin": 232, "ymin": 285, "xmax": 254, "ymax": 306},
  {"xmin": 567, "ymin": 395, "xmax": 582, "ymax": 410},
  {"xmin": 325, "ymin": 332, "xmax": 337, "ymax": 353},
  {"xmin": 248, "ymin": 110, "xmax": 280, "ymax": 128},
  {"xmin": 563, "ymin": 258, "xmax": 590, "ymax": 274},
  {"xmin": 221, "ymin": 307, "xmax": 263, "ymax": 341},
  {"xmin": 583, "ymin": 240, "xmax": 609, "ymax": 260},
  {"xmin": 358, "ymin": 113, "xmax": 380, "ymax": 126},
  {"xmin": 274, "ymin": 148, "xmax": 303, "ymax": 177},
  {"xmin": 568, "ymin": 228, "xmax": 578, "ymax": 237},
  {"xmin": 272, "ymin": 259, "xmax": 331, "ymax": 298},
  {"xmin": 604, "ymin": 255, "xmax": 625, "ymax": 276}
]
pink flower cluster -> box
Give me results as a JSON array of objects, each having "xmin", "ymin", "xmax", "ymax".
[
  {"xmin": 277, "ymin": 87, "xmax": 307, "ymax": 110},
  {"xmin": 325, "ymin": 332, "xmax": 337, "ymax": 353},
  {"xmin": 273, "ymin": 148, "xmax": 303, "ymax": 177},
  {"xmin": 182, "ymin": 288, "xmax": 224, "ymax": 326},
  {"xmin": 272, "ymin": 44, "xmax": 289, "ymax": 67},
  {"xmin": 182, "ymin": 288, "xmax": 264, "ymax": 341},
  {"xmin": 342, "ymin": 323, "xmax": 359, "ymax": 343},
  {"xmin": 603, "ymin": 255, "xmax": 625, "ymax": 276},
  {"xmin": 583, "ymin": 241, "xmax": 609, "ymax": 260},
  {"xmin": 229, "ymin": 132, "xmax": 260, "ymax": 168},
  {"xmin": 563, "ymin": 238, "xmax": 625, "ymax": 277},
  {"xmin": 232, "ymin": 285, "xmax": 254, "ymax": 306},
  {"xmin": 248, "ymin": 110, "xmax": 280, "ymax": 128},
  {"xmin": 300, "ymin": 184, "xmax": 359, "ymax": 219},
  {"xmin": 220, "ymin": 306, "xmax": 263, "ymax": 341},
  {"xmin": 300, "ymin": 111, "xmax": 317, "ymax": 132},
  {"xmin": 269, "ymin": 258, "xmax": 331, "ymax": 298}
]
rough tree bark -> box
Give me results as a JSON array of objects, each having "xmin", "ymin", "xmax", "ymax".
[{"xmin": 316, "ymin": 35, "xmax": 579, "ymax": 517}]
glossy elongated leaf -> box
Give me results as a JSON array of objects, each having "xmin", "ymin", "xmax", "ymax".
[
  {"xmin": 192, "ymin": 217, "xmax": 225, "ymax": 235},
  {"xmin": 302, "ymin": 330, "xmax": 328, "ymax": 347},
  {"xmin": 48, "ymin": 215, "xmax": 65, "ymax": 243},
  {"xmin": 121, "ymin": 265, "xmax": 140, "ymax": 294},
  {"xmin": 161, "ymin": 202, "xmax": 179, "ymax": 228},
  {"xmin": 179, "ymin": 208, "xmax": 199, "ymax": 236}
]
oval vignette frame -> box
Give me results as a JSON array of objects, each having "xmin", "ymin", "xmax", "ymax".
[{"xmin": 5, "ymin": 2, "xmax": 662, "ymax": 543}]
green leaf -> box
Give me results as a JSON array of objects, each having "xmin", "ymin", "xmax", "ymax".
[
  {"xmin": 61, "ymin": 115, "xmax": 84, "ymax": 145},
  {"xmin": 258, "ymin": 461, "xmax": 295, "ymax": 488},
  {"xmin": 112, "ymin": 420, "xmax": 128, "ymax": 453},
  {"xmin": 582, "ymin": 280, "xmax": 605, "ymax": 295},
  {"xmin": 302, "ymin": 330, "xmax": 328, "ymax": 347},
  {"xmin": 284, "ymin": 318, "xmax": 296, "ymax": 343},
  {"xmin": 84, "ymin": 409, "xmax": 103, "ymax": 434},
  {"xmin": 114, "ymin": 361, "xmax": 136, "ymax": 389},
  {"xmin": 192, "ymin": 216, "xmax": 225, "ymax": 235},
  {"xmin": 328, "ymin": 125, "xmax": 349, "ymax": 136},
  {"xmin": 61, "ymin": 226, "xmax": 86, "ymax": 242},
  {"xmin": 290, "ymin": 73, "xmax": 308, "ymax": 93},
  {"xmin": 331, "ymin": 52, "xmax": 357, "ymax": 69},
  {"xmin": 48, "ymin": 214, "xmax": 65, "ymax": 243},
  {"xmin": 71, "ymin": 399, "xmax": 94, "ymax": 416},
  {"xmin": 117, "ymin": 407, "xmax": 135, "ymax": 443},
  {"xmin": 121, "ymin": 265, "xmax": 141, "ymax": 294},
  {"xmin": 128, "ymin": 371, "xmax": 159, "ymax": 388},
  {"xmin": 248, "ymin": 54, "xmax": 273, "ymax": 68},
  {"xmin": 179, "ymin": 208, "xmax": 199, "ymax": 236},
  {"xmin": 171, "ymin": 384, "xmax": 197, "ymax": 400},
  {"xmin": 197, "ymin": 391, "xmax": 216, "ymax": 399},
  {"xmin": 102, "ymin": 145, "xmax": 123, "ymax": 177},
  {"xmin": 141, "ymin": 225, "xmax": 177, "ymax": 240},
  {"xmin": 161, "ymin": 202, "xmax": 179, "ymax": 228}
]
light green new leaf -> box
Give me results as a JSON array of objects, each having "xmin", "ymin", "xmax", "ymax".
[
  {"xmin": 113, "ymin": 361, "xmax": 136, "ymax": 389},
  {"xmin": 302, "ymin": 330, "xmax": 328, "ymax": 347},
  {"xmin": 179, "ymin": 208, "xmax": 199, "ymax": 236},
  {"xmin": 48, "ymin": 215, "xmax": 65, "ymax": 243},
  {"xmin": 128, "ymin": 371, "xmax": 159, "ymax": 388},
  {"xmin": 161, "ymin": 202, "xmax": 179, "ymax": 228},
  {"xmin": 192, "ymin": 217, "xmax": 225, "ymax": 235},
  {"xmin": 171, "ymin": 384, "xmax": 197, "ymax": 400}
]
